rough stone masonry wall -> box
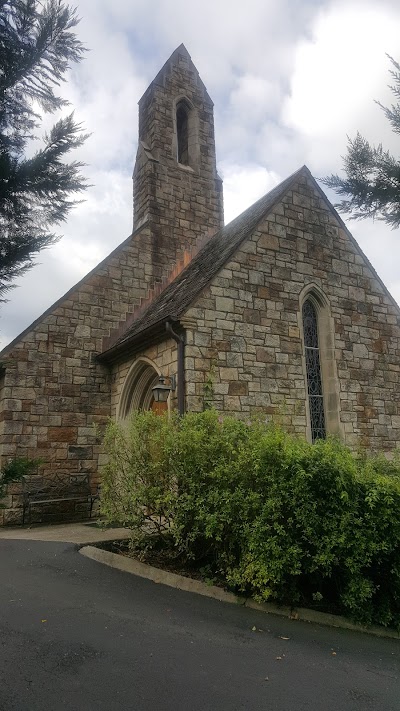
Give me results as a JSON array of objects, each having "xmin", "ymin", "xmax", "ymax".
[
  {"xmin": 0, "ymin": 225, "xmax": 160, "ymax": 525},
  {"xmin": 133, "ymin": 47, "xmax": 223, "ymax": 283},
  {"xmin": 184, "ymin": 174, "xmax": 400, "ymax": 451}
]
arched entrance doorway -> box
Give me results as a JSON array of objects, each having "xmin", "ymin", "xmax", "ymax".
[{"xmin": 118, "ymin": 358, "xmax": 168, "ymax": 420}]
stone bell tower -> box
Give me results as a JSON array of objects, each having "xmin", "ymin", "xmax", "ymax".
[{"xmin": 132, "ymin": 44, "xmax": 224, "ymax": 281}]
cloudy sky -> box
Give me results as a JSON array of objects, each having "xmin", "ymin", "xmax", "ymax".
[{"xmin": 2, "ymin": 0, "xmax": 400, "ymax": 348}]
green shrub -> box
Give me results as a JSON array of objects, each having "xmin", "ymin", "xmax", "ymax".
[
  {"xmin": 100, "ymin": 412, "xmax": 178, "ymax": 540},
  {"xmin": 101, "ymin": 410, "xmax": 400, "ymax": 629},
  {"xmin": 2, "ymin": 457, "xmax": 42, "ymax": 482},
  {"xmin": 0, "ymin": 456, "xmax": 42, "ymax": 508}
]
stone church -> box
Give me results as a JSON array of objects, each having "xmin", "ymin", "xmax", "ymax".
[{"xmin": 1, "ymin": 45, "xmax": 399, "ymax": 524}]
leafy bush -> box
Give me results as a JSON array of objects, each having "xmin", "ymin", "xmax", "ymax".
[
  {"xmin": 101, "ymin": 410, "xmax": 400, "ymax": 629},
  {"xmin": 101, "ymin": 414, "xmax": 177, "ymax": 541},
  {"xmin": 2, "ymin": 457, "xmax": 42, "ymax": 482},
  {"xmin": 0, "ymin": 456, "xmax": 42, "ymax": 508}
]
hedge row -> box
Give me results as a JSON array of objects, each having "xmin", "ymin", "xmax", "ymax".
[{"xmin": 101, "ymin": 410, "xmax": 400, "ymax": 629}]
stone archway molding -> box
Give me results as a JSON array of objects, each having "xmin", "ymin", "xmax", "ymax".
[{"xmin": 117, "ymin": 357, "xmax": 161, "ymax": 420}]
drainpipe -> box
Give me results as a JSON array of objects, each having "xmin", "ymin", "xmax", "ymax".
[{"xmin": 165, "ymin": 321, "xmax": 185, "ymax": 415}]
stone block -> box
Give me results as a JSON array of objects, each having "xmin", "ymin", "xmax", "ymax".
[
  {"xmin": 226, "ymin": 353, "xmax": 243, "ymax": 368},
  {"xmin": 75, "ymin": 324, "xmax": 91, "ymax": 338},
  {"xmin": 216, "ymin": 297, "xmax": 235, "ymax": 313},
  {"xmin": 224, "ymin": 396, "xmax": 241, "ymax": 411},
  {"xmin": 256, "ymin": 347, "xmax": 275, "ymax": 363},
  {"xmin": 48, "ymin": 396, "xmax": 74, "ymax": 412},
  {"xmin": 194, "ymin": 332, "xmax": 211, "ymax": 348},
  {"xmin": 228, "ymin": 381, "xmax": 248, "ymax": 396},
  {"xmin": 47, "ymin": 427, "xmax": 76, "ymax": 442},
  {"xmin": 353, "ymin": 343, "xmax": 368, "ymax": 358},
  {"xmin": 243, "ymin": 309, "xmax": 260, "ymax": 325},
  {"xmin": 68, "ymin": 446, "xmax": 93, "ymax": 459},
  {"xmin": 258, "ymin": 233, "xmax": 279, "ymax": 251},
  {"xmin": 332, "ymin": 259, "xmax": 349, "ymax": 276},
  {"xmin": 220, "ymin": 368, "xmax": 238, "ymax": 381},
  {"xmin": 4, "ymin": 399, "xmax": 22, "ymax": 412},
  {"xmin": 215, "ymin": 340, "xmax": 231, "ymax": 352}
]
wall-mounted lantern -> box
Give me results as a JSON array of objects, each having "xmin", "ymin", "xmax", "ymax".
[{"xmin": 152, "ymin": 375, "xmax": 176, "ymax": 403}]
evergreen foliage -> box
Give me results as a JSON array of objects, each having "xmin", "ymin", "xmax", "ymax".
[
  {"xmin": 323, "ymin": 56, "xmax": 400, "ymax": 229},
  {"xmin": 101, "ymin": 410, "xmax": 400, "ymax": 629},
  {"xmin": 0, "ymin": 0, "xmax": 89, "ymax": 299}
]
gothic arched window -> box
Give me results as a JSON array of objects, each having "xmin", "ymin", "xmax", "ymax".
[
  {"xmin": 176, "ymin": 102, "xmax": 189, "ymax": 165},
  {"xmin": 302, "ymin": 298, "xmax": 326, "ymax": 442}
]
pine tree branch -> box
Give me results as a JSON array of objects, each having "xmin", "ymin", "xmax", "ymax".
[
  {"xmin": 0, "ymin": 1, "xmax": 89, "ymax": 300},
  {"xmin": 322, "ymin": 56, "xmax": 400, "ymax": 230}
]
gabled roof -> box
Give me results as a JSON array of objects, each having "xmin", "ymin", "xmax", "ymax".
[
  {"xmin": 0, "ymin": 224, "xmax": 146, "ymax": 359},
  {"xmin": 99, "ymin": 166, "xmax": 306, "ymax": 362}
]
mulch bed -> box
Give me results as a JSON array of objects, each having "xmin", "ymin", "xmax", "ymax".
[
  {"xmin": 96, "ymin": 538, "xmax": 228, "ymax": 588},
  {"xmin": 95, "ymin": 537, "xmax": 345, "ymax": 617}
]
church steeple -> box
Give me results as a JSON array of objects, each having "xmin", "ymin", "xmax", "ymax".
[{"xmin": 132, "ymin": 44, "xmax": 223, "ymax": 281}]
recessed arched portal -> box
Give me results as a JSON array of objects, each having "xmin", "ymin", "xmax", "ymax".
[{"xmin": 118, "ymin": 358, "xmax": 163, "ymax": 420}]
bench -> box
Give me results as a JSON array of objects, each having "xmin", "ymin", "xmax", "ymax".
[{"xmin": 22, "ymin": 473, "xmax": 99, "ymax": 525}]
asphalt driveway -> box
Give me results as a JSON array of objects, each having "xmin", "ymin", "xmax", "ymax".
[{"xmin": 0, "ymin": 538, "xmax": 398, "ymax": 711}]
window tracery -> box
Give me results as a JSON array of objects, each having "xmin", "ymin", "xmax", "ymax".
[{"xmin": 302, "ymin": 298, "xmax": 326, "ymax": 442}]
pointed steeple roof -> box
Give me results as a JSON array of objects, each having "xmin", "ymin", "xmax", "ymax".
[{"xmin": 141, "ymin": 44, "xmax": 213, "ymax": 105}]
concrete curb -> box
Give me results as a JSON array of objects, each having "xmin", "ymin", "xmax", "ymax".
[
  {"xmin": 79, "ymin": 545, "xmax": 400, "ymax": 640},
  {"xmin": 80, "ymin": 545, "xmax": 239, "ymax": 603}
]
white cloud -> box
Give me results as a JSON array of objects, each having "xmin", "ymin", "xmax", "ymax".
[
  {"xmin": 230, "ymin": 76, "xmax": 283, "ymax": 125},
  {"xmin": 220, "ymin": 163, "xmax": 282, "ymax": 224},
  {"xmin": 283, "ymin": 1, "xmax": 400, "ymax": 171}
]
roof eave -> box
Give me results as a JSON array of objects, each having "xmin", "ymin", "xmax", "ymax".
[
  {"xmin": 0, "ymin": 220, "xmax": 151, "ymax": 360},
  {"xmin": 97, "ymin": 317, "xmax": 179, "ymax": 365}
]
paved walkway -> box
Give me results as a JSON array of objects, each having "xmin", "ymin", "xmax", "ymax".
[
  {"xmin": 0, "ymin": 520, "xmax": 130, "ymax": 545},
  {"xmin": 3, "ymin": 519, "xmax": 398, "ymax": 641},
  {"xmin": 1, "ymin": 538, "xmax": 399, "ymax": 711}
]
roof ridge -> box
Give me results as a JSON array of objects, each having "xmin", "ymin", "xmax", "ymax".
[{"xmin": 100, "ymin": 167, "xmax": 307, "ymax": 360}]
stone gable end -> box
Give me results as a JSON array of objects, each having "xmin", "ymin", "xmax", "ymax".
[{"xmin": 184, "ymin": 174, "xmax": 400, "ymax": 450}]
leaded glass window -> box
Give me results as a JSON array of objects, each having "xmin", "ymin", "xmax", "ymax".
[{"xmin": 302, "ymin": 299, "xmax": 326, "ymax": 442}]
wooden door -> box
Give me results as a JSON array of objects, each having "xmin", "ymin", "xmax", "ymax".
[{"xmin": 151, "ymin": 400, "xmax": 168, "ymax": 416}]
